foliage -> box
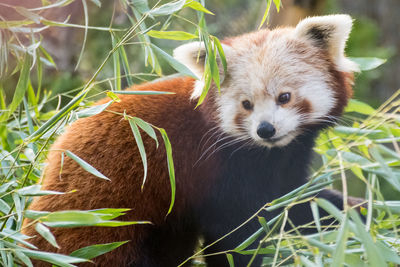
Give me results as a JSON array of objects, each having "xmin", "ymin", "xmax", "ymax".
[{"xmin": 0, "ymin": 0, "xmax": 399, "ymax": 266}]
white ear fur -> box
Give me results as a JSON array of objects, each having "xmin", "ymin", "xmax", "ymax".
[
  {"xmin": 173, "ymin": 41, "xmax": 232, "ymax": 99},
  {"xmin": 295, "ymin": 14, "xmax": 359, "ymax": 73}
]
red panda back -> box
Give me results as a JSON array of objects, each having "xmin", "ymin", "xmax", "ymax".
[{"xmin": 23, "ymin": 77, "xmax": 213, "ymax": 266}]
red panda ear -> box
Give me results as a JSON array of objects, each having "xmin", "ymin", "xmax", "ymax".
[
  {"xmin": 174, "ymin": 41, "xmax": 232, "ymax": 98},
  {"xmin": 173, "ymin": 42, "xmax": 208, "ymax": 79},
  {"xmin": 294, "ymin": 14, "xmax": 359, "ymax": 73},
  {"xmin": 173, "ymin": 42, "xmax": 232, "ymax": 78}
]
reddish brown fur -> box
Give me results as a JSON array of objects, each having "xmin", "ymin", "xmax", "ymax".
[
  {"xmin": 23, "ymin": 77, "xmax": 220, "ymax": 266},
  {"xmin": 294, "ymin": 99, "xmax": 313, "ymax": 114}
]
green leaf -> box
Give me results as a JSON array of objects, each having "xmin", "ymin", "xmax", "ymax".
[
  {"xmin": 257, "ymin": 216, "xmax": 269, "ymax": 233},
  {"xmin": 348, "ymin": 209, "xmax": 387, "ymax": 267},
  {"xmin": 75, "ymin": 0, "xmax": 88, "ymax": 70},
  {"xmin": 373, "ymin": 201, "xmax": 400, "ymax": 214},
  {"xmin": 376, "ymin": 240, "xmax": 400, "ymax": 264},
  {"xmin": 159, "ymin": 128, "xmax": 176, "ymax": 215},
  {"xmin": 128, "ymin": 119, "xmax": 148, "ymax": 189},
  {"xmin": 111, "ymin": 32, "xmax": 121, "ymax": 91},
  {"xmin": 112, "ymin": 90, "xmax": 174, "ymax": 95},
  {"xmin": 333, "ymin": 126, "xmax": 382, "ymax": 137},
  {"xmin": 331, "ymin": 215, "xmax": 349, "ymax": 267},
  {"xmin": 35, "ymin": 223, "xmax": 59, "ymax": 248},
  {"xmin": 24, "ymin": 210, "xmax": 50, "ymax": 220},
  {"xmin": 131, "ymin": 0, "xmax": 150, "ymax": 13},
  {"xmin": 147, "ymin": 30, "xmax": 198, "ymax": 40},
  {"xmin": 273, "ymin": 0, "xmax": 281, "ymax": 12},
  {"xmin": 150, "ymin": 44, "xmax": 197, "ymax": 78},
  {"xmin": 15, "ymin": 7, "xmax": 42, "ymax": 24},
  {"xmin": 76, "ymin": 101, "xmax": 113, "ymax": 119},
  {"xmin": 22, "ymin": 249, "xmax": 88, "ymax": 267},
  {"xmin": 258, "ymin": 0, "xmax": 272, "ymax": 29},
  {"xmin": 90, "ymin": 0, "xmax": 101, "ymax": 7},
  {"xmin": 39, "ymin": 210, "xmax": 149, "ymax": 228},
  {"xmin": 0, "ymin": 20, "xmax": 34, "ymax": 28},
  {"xmin": 1, "ymin": 53, "xmax": 31, "ymax": 122},
  {"xmin": 14, "ymin": 250, "xmax": 33, "ymax": 267},
  {"xmin": 349, "ymin": 57, "xmax": 386, "ymax": 71},
  {"xmin": 148, "ymin": 0, "xmax": 186, "ymax": 16},
  {"xmin": 106, "ymin": 91, "xmax": 121, "ymax": 102},
  {"xmin": 310, "ymin": 201, "xmax": 321, "ymax": 234},
  {"xmin": 28, "ymin": 91, "xmax": 87, "ymax": 141},
  {"xmin": 369, "ymin": 146, "xmax": 400, "ymax": 192},
  {"xmin": 17, "ymin": 185, "xmax": 64, "ymax": 196},
  {"xmin": 184, "ymin": 0, "xmax": 214, "ymax": 14},
  {"xmin": 345, "ymin": 99, "xmax": 376, "ymax": 115},
  {"xmin": 133, "ymin": 117, "xmax": 159, "ymax": 148},
  {"xmin": 70, "ymin": 241, "xmax": 128, "ymax": 260},
  {"xmin": 226, "ymin": 253, "xmax": 234, "ymax": 267},
  {"xmin": 213, "ymin": 36, "xmax": 227, "ymax": 75},
  {"xmin": 65, "ymin": 150, "xmax": 110, "ymax": 181}
]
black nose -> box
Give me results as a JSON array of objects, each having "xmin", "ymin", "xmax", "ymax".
[{"xmin": 257, "ymin": 121, "xmax": 276, "ymax": 139}]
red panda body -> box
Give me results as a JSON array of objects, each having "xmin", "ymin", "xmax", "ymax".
[{"xmin": 23, "ymin": 15, "xmax": 361, "ymax": 266}]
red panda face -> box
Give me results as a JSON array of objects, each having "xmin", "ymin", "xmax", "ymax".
[{"xmin": 174, "ymin": 15, "xmax": 358, "ymax": 148}]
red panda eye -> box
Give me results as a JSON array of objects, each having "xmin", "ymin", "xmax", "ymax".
[
  {"xmin": 242, "ymin": 100, "xmax": 253, "ymax": 110},
  {"xmin": 278, "ymin": 93, "xmax": 291, "ymax": 105}
]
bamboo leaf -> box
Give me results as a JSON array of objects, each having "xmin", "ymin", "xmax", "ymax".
[
  {"xmin": 112, "ymin": 90, "xmax": 174, "ymax": 95},
  {"xmin": 150, "ymin": 44, "xmax": 197, "ymax": 78},
  {"xmin": 330, "ymin": 215, "xmax": 349, "ymax": 267},
  {"xmin": 345, "ymin": 99, "xmax": 376, "ymax": 115},
  {"xmin": 65, "ymin": 150, "xmax": 110, "ymax": 181},
  {"xmin": 14, "ymin": 250, "xmax": 33, "ymax": 267},
  {"xmin": 70, "ymin": 241, "xmax": 128, "ymax": 260},
  {"xmin": 148, "ymin": 0, "xmax": 186, "ymax": 16},
  {"xmin": 35, "ymin": 223, "xmax": 59, "ymax": 248},
  {"xmin": 76, "ymin": 101, "xmax": 113, "ymax": 119},
  {"xmin": 349, "ymin": 57, "xmax": 386, "ymax": 71},
  {"xmin": 17, "ymin": 185, "xmax": 64, "ymax": 196},
  {"xmin": 133, "ymin": 117, "xmax": 159, "ymax": 148},
  {"xmin": 258, "ymin": 0, "xmax": 272, "ymax": 29},
  {"xmin": 226, "ymin": 253, "xmax": 234, "ymax": 267},
  {"xmin": 184, "ymin": 0, "xmax": 214, "ymax": 14},
  {"xmin": 128, "ymin": 119, "xmax": 148, "ymax": 189},
  {"xmin": 147, "ymin": 30, "xmax": 198, "ymax": 40},
  {"xmin": 159, "ymin": 128, "xmax": 175, "ymax": 215},
  {"xmin": 1, "ymin": 53, "xmax": 31, "ymax": 122},
  {"xmin": 349, "ymin": 209, "xmax": 387, "ymax": 267}
]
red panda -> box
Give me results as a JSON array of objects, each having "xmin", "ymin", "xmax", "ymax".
[{"xmin": 23, "ymin": 15, "xmax": 360, "ymax": 266}]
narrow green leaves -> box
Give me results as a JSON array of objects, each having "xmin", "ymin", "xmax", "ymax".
[
  {"xmin": 226, "ymin": 253, "xmax": 235, "ymax": 267},
  {"xmin": 64, "ymin": 150, "xmax": 110, "ymax": 181},
  {"xmin": 184, "ymin": 0, "xmax": 214, "ymax": 14},
  {"xmin": 1, "ymin": 53, "xmax": 31, "ymax": 122},
  {"xmin": 38, "ymin": 210, "xmax": 150, "ymax": 228},
  {"xmin": 75, "ymin": 101, "xmax": 113, "ymax": 119},
  {"xmin": 112, "ymin": 90, "xmax": 174, "ymax": 95},
  {"xmin": 159, "ymin": 128, "xmax": 176, "ymax": 215},
  {"xmin": 35, "ymin": 223, "xmax": 59, "ymax": 248},
  {"xmin": 345, "ymin": 99, "xmax": 376, "ymax": 115},
  {"xmin": 147, "ymin": 30, "xmax": 198, "ymax": 40},
  {"xmin": 133, "ymin": 117, "xmax": 159, "ymax": 148},
  {"xmin": 148, "ymin": 0, "xmax": 212, "ymax": 16},
  {"xmin": 150, "ymin": 44, "xmax": 197, "ymax": 78},
  {"xmin": 349, "ymin": 209, "xmax": 387, "ymax": 267},
  {"xmin": 128, "ymin": 119, "xmax": 148, "ymax": 189},
  {"xmin": 349, "ymin": 57, "xmax": 387, "ymax": 71},
  {"xmin": 148, "ymin": 0, "xmax": 186, "ymax": 16},
  {"xmin": 330, "ymin": 215, "xmax": 349, "ymax": 267},
  {"xmin": 70, "ymin": 241, "xmax": 129, "ymax": 260}
]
